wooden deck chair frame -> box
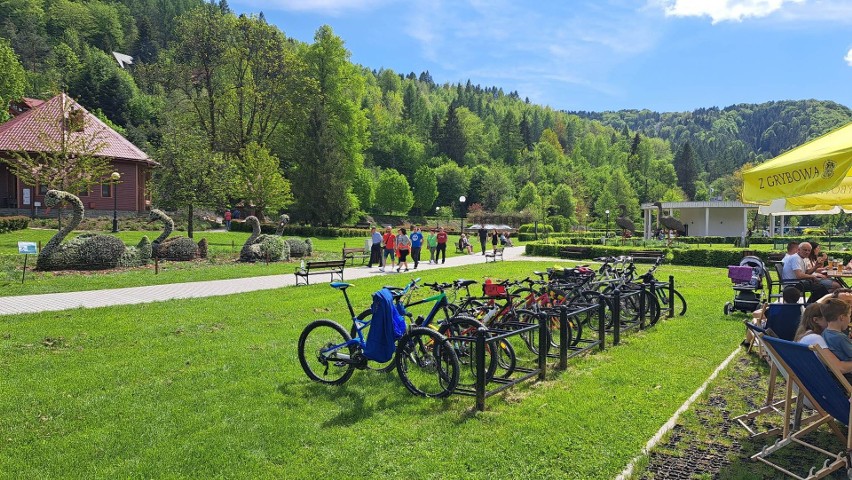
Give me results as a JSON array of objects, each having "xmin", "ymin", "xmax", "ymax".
[
  {"xmin": 735, "ymin": 325, "xmax": 786, "ymax": 437},
  {"xmin": 735, "ymin": 326, "xmax": 820, "ymax": 439},
  {"xmin": 755, "ymin": 336, "xmax": 852, "ymax": 480}
]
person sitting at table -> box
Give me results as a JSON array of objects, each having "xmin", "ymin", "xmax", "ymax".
[
  {"xmin": 805, "ymin": 241, "xmax": 828, "ymax": 274},
  {"xmin": 782, "ymin": 242, "xmax": 840, "ymax": 301}
]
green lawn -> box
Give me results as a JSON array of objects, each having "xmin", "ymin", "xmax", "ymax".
[
  {"xmin": 0, "ymin": 228, "xmax": 479, "ymax": 296},
  {"xmin": 0, "ymin": 261, "xmax": 746, "ymax": 479}
]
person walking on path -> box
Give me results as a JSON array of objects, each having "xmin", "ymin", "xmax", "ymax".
[
  {"xmin": 410, "ymin": 225, "xmax": 423, "ymax": 269},
  {"xmin": 381, "ymin": 226, "xmax": 396, "ymax": 272},
  {"xmin": 492, "ymin": 229, "xmax": 499, "ymax": 252},
  {"xmin": 368, "ymin": 226, "xmax": 383, "ymax": 268},
  {"xmin": 427, "ymin": 229, "xmax": 438, "ymax": 264},
  {"xmin": 395, "ymin": 227, "xmax": 412, "ymax": 272},
  {"xmin": 478, "ymin": 227, "xmax": 488, "ymax": 255},
  {"xmin": 224, "ymin": 209, "xmax": 232, "ymax": 231},
  {"xmin": 436, "ymin": 227, "xmax": 448, "ymax": 264}
]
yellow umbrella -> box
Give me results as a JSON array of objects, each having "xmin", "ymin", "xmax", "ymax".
[{"xmin": 742, "ymin": 122, "xmax": 852, "ymax": 204}]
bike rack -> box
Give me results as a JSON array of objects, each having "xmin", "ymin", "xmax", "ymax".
[{"xmin": 546, "ymin": 302, "xmax": 604, "ymax": 365}]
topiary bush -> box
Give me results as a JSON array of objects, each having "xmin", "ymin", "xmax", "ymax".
[
  {"xmin": 286, "ymin": 238, "xmax": 312, "ymax": 257},
  {"xmin": 197, "ymin": 238, "xmax": 208, "ymax": 259},
  {"xmin": 519, "ymin": 223, "xmax": 554, "ymax": 234},
  {"xmin": 39, "ymin": 234, "xmax": 126, "ymax": 270},
  {"xmin": 155, "ymin": 237, "xmax": 199, "ymax": 261}
]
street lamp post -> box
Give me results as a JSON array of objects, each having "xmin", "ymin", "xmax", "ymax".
[
  {"xmin": 111, "ymin": 171, "xmax": 120, "ymax": 233},
  {"xmin": 436, "ymin": 206, "xmax": 440, "ymax": 229},
  {"xmin": 605, "ymin": 209, "xmax": 610, "ymax": 245},
  {"xmin": 459, "ymin": 195, "xmax": 466, "ymax": 234}
]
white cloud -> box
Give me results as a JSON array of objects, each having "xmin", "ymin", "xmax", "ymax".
[
  {"xmin": 658, "ymin": 0, "xmax": 805, "ymax": 23},
  {"xmin": 845, "ymin": 48, "xmax": 852, "ymax": 66}
]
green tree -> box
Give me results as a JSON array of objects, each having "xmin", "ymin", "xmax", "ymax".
[
  {"xmin": 516, "ymin": 182, "xmax": 541, "ymax": 211},
  {"xmin": 351, "ymin": 168, "xmax": 376, "ymax": 213},
  {"xmin": 479, "ymin": 167, "xmax": 514, "ymax": 212},
  {"xmin": 374, "ymin": 168, "xmax": 414, "ymax": 214},
  {"xmin": 231, "ymin": 142, "xmax": 293, "ymax": 221},
  {"xmin": 551, "ymin": 184, "xmax": 576, "ymax": 222},
  {"xmin": 412, "ymin": 166, "xmax": 437, "ymax": 214},
  {"xmin": 291, "ymin": 25, "xmax": 367, "ymax": 225},
  {"xmin": 434, "ymin": 161, "xmax": 469, "ymax": 212},
  {"xmin": 0, "ymin": 38, "xmax": 26, "ymax": 122},
  {"xmin": 439, "ymin": 103, "xmax": 467, "ymax": 164},
  {"xmin": 499, "ymin": 110, "xmax": 523, "ymax": 164},
  {"xmin": 154, "ymin": 113, "xmax": 232, "ymax": 238},
  {"xmin": 673, "ymin": 141, "xmax": 701, "ymax": 199}
]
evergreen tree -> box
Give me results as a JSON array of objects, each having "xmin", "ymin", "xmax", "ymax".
[
  {"xmin": 673, "ymin": 141, "xmax": 701, "ymax": 200},
  {"xmin": 439, "ymin": 103, "xmax": 466, "ymax": 164},
  {"xmin": 520, "ymin": 112, "xmax": 533, "ymax": 151},
  {"xmin": 499, "ymin": 110, "xmax": 522, "ymax": 164}
]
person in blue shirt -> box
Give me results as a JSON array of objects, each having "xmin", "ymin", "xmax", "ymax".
[
  {"xmin": 821, "ymin": 297, "xmax": 852, "ymax": 362},
  {"xmin": 367, "ymin": 226, "xmax": 383, "ymax": 269},
  {"xmin": 409, "ymin": 225, "xmax": 424, "ymax": 269}
]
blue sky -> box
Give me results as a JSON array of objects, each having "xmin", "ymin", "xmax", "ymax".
[{"xmin": 229, "ymin": 0, "xmax": 852, "ymax": 113}]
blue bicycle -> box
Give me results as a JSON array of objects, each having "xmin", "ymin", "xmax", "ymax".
[{"xmin": 297, "ymin": 281, "xmax": 460, "ymax": 398}]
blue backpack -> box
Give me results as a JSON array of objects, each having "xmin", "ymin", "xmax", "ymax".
[{"xmin": 363, "ymin": 288, "xmax": 407, "ymax": 363}]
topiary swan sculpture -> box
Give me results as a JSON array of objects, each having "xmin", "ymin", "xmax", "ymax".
[
  {"xmin": 37, "ymin": 190, "xmax": 151, "ymax": 270},
  {"xmin": 240, "ymin": 216, "xmax": 288, "ymax": 262},
  {"xmin": 149, "ymin": 208, "xmax": 207, "ymax": 261}
]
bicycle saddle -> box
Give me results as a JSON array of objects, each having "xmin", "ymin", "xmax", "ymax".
[
  {"xmin": 330, "ymin": 282, "xmax": 352, "ymax": 289},
  {"xmin": 455, "ymin": 279, "xmax": 478, "ymax": 287}
]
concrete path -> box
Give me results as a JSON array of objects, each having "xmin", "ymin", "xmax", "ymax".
[{"xmin": 0, "ymin": 247, "xmax": 556, "ymax": 315}]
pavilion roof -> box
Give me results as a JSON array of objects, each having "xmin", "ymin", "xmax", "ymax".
[{"xmin": 0, "ymin": 93, "xmax": 157, "ymax": 166}]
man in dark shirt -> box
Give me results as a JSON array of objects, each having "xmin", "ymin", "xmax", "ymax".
[
  {"xmin": 436, "ymin": 227, "xmax": 448, "ymax": 264},
  {"xmin": 478, "ymin": 227, "xmax": 487, "ymax": 255}
]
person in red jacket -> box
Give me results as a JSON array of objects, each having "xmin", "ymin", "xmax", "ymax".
[
  {"xmin": 381, "ymin": 226, "xmax": 396, "ymax": 272},
  {"xmin": 436, "ymin": 227, "xmax": 448, "ymax": 264}
]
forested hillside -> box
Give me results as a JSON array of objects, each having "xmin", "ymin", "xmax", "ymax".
[
  {"xmin": 573, "ymin": 101, "xmax": 852, "ymax": 184},
  {"xmin": 1, "ymin": 0, "xmax": 849, "ymax": 228}
]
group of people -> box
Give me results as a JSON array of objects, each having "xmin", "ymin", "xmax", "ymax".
[
  {"xmin": 458, "ymin": 228, "xmax": 512, "ymax": 255},
  {"xmin": 779, "ymin": 240, "xmax": 848, "ymax": 302},
  {"xmin": 367, "ymin": 225, "xmax": 451, "ymax": 272},
  {"xmin": 751, "ymin": 286, "xmax": 852, "ymax": 379},
  {"xmin": 222, "ymin": 208, "xmax": 241, "ymax": 231}
]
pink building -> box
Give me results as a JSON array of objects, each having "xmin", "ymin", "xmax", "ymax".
[{"xmin": 0, "ymin": 94, "xmax": 158, "ymax": 214}]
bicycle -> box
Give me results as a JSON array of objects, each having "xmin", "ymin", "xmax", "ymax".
[
  {"xmin": 636, "ymin": 257, "xmax": 686, "ymax": 322},
  {"xmin": 297, "ymin": 281, "xmax": 460, "ymax": 398}
]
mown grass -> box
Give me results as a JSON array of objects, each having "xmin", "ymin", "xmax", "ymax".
[
  {"xmin": 0, "ymin": 228, "xmax": 479, "ymax": 296},
  {"xmin": 0, "ymin": 261, "xmax": 746, "ymax": 479}
]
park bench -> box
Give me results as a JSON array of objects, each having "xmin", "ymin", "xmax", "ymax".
[
  {"xmin": 342, "ymin": 244, "xmax": 369, "ymax": 266},
  {"xmin": 295, "ymin": 259, "xmax": 345, "ymax": 286},
  {"xmin": 628, "ymin": 250, "xmax": 664, "ymax": 263},
  {"xmin": 485, "ymin": 246, "xmax": 504, "ymax": 262},
  {"xmin": 558, "ymin": 246, "xmax": 591, "ymax": 259}
]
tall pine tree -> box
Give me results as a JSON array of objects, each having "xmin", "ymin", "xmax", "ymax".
[{"xmin": 673, "ymin": 141, "xmax": 701, "ymax": 200}]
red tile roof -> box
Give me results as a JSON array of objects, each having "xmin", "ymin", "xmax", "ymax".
[{"xmin": 0, "ymin": 93, "xmax": 157, "ymax": 165}]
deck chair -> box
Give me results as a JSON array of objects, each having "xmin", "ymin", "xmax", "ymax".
[
  {"xmin": 754, "ymin": 336, "xmax": 852, "ymax": 479},
  {"xmin": 736, "ymin": 325, "xmax": 820, "ymax": 439},
  {"xmin": 746, "ymin": 303, "xmax": 802, "ymax": 355}
]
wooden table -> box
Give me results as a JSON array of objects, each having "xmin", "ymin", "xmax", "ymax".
[{"xmin": 824, "ymin": 269, "xmax": 852, "ymax": 287}]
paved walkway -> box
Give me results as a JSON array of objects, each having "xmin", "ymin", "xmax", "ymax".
[{"xmin": 0, "ymin": 247, "xmax": 553, "ymax": 315}]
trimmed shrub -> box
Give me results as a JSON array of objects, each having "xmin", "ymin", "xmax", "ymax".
[
  {"xmin": 519, "ymin": 223, "xmax": 554, "ymax": 234},
  {"xmin": 0, "ymin": 216, "xmax": 29, "ymax": 233},
  {"xmin": 229, "ymin": 221, "xmax": 368, "ymax": 238},
  {"xmin": 198, "ymin": 238, "xmax": 208, "ymax": 259},
  {"xmin": 286, "ymin": 238, "xmax": 312, "ymax": 257}
]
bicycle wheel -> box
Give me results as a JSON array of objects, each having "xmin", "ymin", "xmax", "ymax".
[
  {"xmin": 298, "ymin": 319, "xmax": 356, "ymax": 385},
  {"xmin": 396, "ymin": 327, "xmax": 459, "ymax": 398},
  {"xmin": 657, "ymin": 287, "xmax": 687, "ymax": 317},
  {"xmin": 349, "ymin": 309, "xmax": 397, "ymax": 373},
  {"xmin": 438, "ymin": 316, "xmax": 499, "ymax": 387},
  {"xmin": 512, "ymin": 309, "xmax": 551, "ymax": 356},
  {"xmin": 642, "ymin": 289, "xmax": 661, "ymax": 325},
  {"xmin": 568, "ymin": 290, "xmax": 609, "ymax": 332},
  {"xmin": 495, "ymin": 337, "xmax": 517, "ymax": 378}
]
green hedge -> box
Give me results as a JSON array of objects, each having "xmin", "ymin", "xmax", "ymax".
[
  {"xmin": 518, "ymin": 223, "xmax": 554, "ymax": 234},
  {"xmin": 0, "ymin": 216, "xmax": 30, "ymax": 233},
  {"xmin": 230, "ymin": 221, "xmax": 369, "ymax": 238},
  {"xmin": 524, "ymin": 241, "xmax": 852, "ymax": 268}
]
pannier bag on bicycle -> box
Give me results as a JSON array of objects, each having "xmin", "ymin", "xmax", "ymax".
[{"xmin": 363, "ymin": 288, "xmax": 407, "ymax": 363}]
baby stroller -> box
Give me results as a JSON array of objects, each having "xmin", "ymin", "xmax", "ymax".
[{"xmin": 723, "ymin": 256, "xmax": 767, "ymax": 315}]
